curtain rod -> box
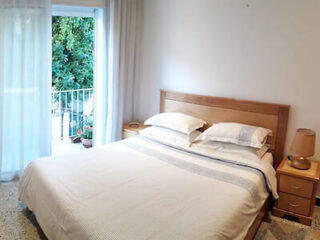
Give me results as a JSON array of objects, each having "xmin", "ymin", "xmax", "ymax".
[{"xmin": 0, "ymin": 6, "xmax": 47, "ymax": 9}]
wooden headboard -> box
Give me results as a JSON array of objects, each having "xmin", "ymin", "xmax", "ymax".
[{"xmin": 160, "ymin": 90, "xmax": 290, "ymax": 168}]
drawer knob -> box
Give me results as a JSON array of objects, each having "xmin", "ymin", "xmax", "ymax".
[
  {"xmin": 288, "ymin": 203, "xmax": 300, "ymax": 208},
  {"xmin": 291, "ymin": 185, "xmax": 301, "ymax": 190}
]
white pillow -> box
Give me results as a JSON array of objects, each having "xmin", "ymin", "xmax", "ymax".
[
  {"xmin": 144, "ymin": 112, "xmax": 206, "ymax": 134},
  {"xmin": 193, "ymin": 140, "xmax": 270, "ymax": 162},
  {"xmin": 196, "ymin": 122, "xmax": 272, "ymax": 148},
  {"xmin": 195, "ymin": 140, "xmax": 269, "ymax": 159},
  {"xmin": 139, "ymin": 126, "xmax": 202, "ymax": 148}
]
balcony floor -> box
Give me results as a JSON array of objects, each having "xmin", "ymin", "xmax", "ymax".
[{"xmin": 52, "ymin": 139, "xmax": 88, "ymax": 156}]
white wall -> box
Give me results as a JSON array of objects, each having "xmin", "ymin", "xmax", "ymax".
[{"xmin": 137, "ymin": 0, "xmax": 320, "ymax": 162}]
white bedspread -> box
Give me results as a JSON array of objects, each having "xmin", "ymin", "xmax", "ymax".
[{"xmin": 19, "ymin": 136, "xmax": 277, "ymax": 240}]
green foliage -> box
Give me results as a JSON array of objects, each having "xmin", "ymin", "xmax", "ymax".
[{"xmin": 52, "ymin": 16, "xmax": 94, "ymax": 90}]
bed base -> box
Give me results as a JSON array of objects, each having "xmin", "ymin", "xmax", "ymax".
[
  {"xmin": 24, "ymin": 197, "xmax": 271, "ymax": 240},
  {"xmin": 244, "ymin": 196, "xmax": 271, "ymax": 240}
]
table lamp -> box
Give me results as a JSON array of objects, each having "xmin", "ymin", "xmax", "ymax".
[{"xmin": 290, "ymin": 128, "xmax": 316, "ymax": 170}]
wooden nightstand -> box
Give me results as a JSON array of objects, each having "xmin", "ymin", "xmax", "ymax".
[
  {"xmin": 273, "ymin": 157, "xmax": 320, "ymax": 225},
  {"xmin": 122, "ymin": 123, "xmax": 148, "ymax": 139}
]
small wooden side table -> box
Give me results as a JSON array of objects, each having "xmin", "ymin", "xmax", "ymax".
[
  {"xmin": 122, "ymin": 123, "xmax": 148, "ymax": 139},
  {"xmin": 273, "ymin": 157, "xmax": 320, "ymax": 225}
]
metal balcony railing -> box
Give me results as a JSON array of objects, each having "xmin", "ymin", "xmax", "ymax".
[{"xmin": 51, "ymin": 88, "xmax": 94, "ymax": 142}]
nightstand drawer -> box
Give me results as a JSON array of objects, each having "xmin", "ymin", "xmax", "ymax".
[
  {"xmin": 278, "ymin": 192, "xmax": 311, "ymax": 216},
  {"xmin": 279, "ymin": 174, "xmax": 313, "ymax": 198}
]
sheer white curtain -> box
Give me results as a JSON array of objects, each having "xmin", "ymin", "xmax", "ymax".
[
  {"xmin": 0, "ymin": 0, "xmax": 52, "ymax": 181},
  {"xmin": 93, "ymin": 7, "xmax": 109, "ymax": 145},
  {"xmin": 94, "ymin": 0, "xmax": 142, "ymax": 145}
]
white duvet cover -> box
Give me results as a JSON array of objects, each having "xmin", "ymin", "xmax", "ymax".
[{"xmin": 19, "ymin": 136, "xmax": 277, "ymax": 240}]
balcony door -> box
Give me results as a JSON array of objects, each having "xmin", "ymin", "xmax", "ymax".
[{"xmin": 51, "ymin": 6, "xmax": 96, "ymax": 155}]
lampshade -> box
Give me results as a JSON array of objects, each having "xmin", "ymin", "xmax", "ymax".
[{"xmin": 290, "ymin": 128, "xmax": 316, "ymax": 157}]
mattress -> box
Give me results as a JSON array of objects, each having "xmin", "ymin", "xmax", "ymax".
[{"xmin": 19, "ymin": 136, "xmax": 277, "ymax": 240}]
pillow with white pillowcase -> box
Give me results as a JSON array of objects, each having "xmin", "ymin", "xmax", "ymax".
[
  {"xmin": 139, "ymin": 126, "xmax": 202, "ymax": 148},
  {"xmin": 144, "ymin": 112, "xmax": 206, "ymax": 134},
  {"xmin": 196, "ymin": 122, "xmax": 272, "ymax": 148},
  {"xmin": 192, "ymin": 141, "xmax": 269, "ymax": 159}
]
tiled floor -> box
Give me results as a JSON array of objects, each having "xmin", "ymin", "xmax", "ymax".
[{"xmin": 255, "ymin": 210, "xmax": 320, "ymax": 240}]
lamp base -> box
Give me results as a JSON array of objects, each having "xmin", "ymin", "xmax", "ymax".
[{"xmin": 290, "ymin": 157, "xmax": 311, "ymax": 170}]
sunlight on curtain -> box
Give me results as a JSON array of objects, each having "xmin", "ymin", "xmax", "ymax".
[
  {"xmin": 94, "ymin": 0, "xmax": 142, "ymax": 145},
  {"xmin": 106, "ymin": 0, "xmax": 143, "ymax": 142},
  {"xmin": 0, "ymin": 0, "xmax": 52, "ymax": 181},
  {"xmin": 93, "ymin": 7, "xmax": 108, "ymax": 145}
]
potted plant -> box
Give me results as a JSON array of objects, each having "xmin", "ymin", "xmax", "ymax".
[
  {"xmin": 71, "ymin": 117, "xmax": 85, "ymax": 143},
  {"xmin": 78, "ymin": 117, "xmax": 93, "ymax": 148}
]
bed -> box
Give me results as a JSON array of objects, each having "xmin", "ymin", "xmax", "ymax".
[{"xmin": 19, "ymin": 90, "xmax": 290, "ymax": 240}]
